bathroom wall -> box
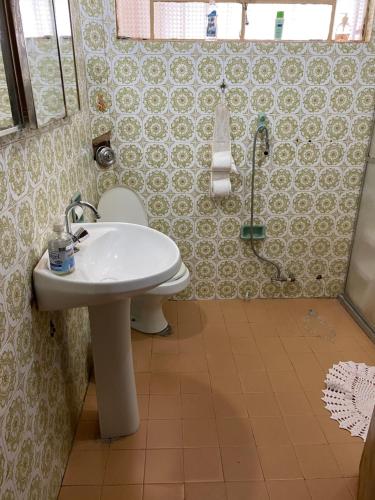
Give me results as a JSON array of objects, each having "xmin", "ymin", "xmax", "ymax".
[
  {"xmin": 80, "ymin": 0, "xmax": 375, "ymax": 299},
  {"xmin": 0, "ymin": 1, "xmax": 98, "ymax": 498}
]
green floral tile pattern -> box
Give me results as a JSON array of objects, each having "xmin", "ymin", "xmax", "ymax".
[
  {"xmin": 0, "ymin": 1, "xmax": 98, "ymax": 498},
  {"xmin": 80, "ymin": 0, "xmax": 375, "ymax": 300}
]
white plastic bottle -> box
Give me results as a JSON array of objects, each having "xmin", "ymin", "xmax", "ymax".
[
  {"xmin": 274, "ymin": 11, "xmax": 284, "ymax": 40},
  {"xmin": 48, "ymin": 219, "xmax": 75, "ymax": 275}
]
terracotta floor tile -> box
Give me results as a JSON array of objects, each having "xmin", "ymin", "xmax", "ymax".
[
  {"xmin": 317, "ymin": 415, "xmax": 363, "ymax": 444},
  {"xmin": 135, "ymin": 373, "xmax": 150, "ymax": 394},
  {"xmin": 221, "ymin": 446, "xmax": 263, "ymax": 481},
  {"xmin": 294, "ymin": 444, "xmax": 342, "ymax": 479},
  {"xmin": 163, "ymin": 300, "xmax": 178, "ymax": 325},
  {"xmin": 185, "ymin": 482, "xmax": 227, "ymax": 500},
  {"xmin": 133, "ymin": 350, "xmax": 152, "ymax": 372},
  {"xmin": 149, "ymin": 395, "xmax": 182, "ymax": 419},
  {"xmin": 179, "ymin": 336, "xmax": 205, "ymax": 354},
  {"xmin": 180, "ymin": 372, "xmax": 211, "ymax": 394},
  {"xmin": 284, "ymin": 415, "xmax": 327, "ymax": 445},
  {"xmin": 226, "ymin": 322, "xmax": 254, "ymax": 339},
  {"xmin": 231, "ymin": 337, "xmax": 258, "ymax": 354},
  {"xmin": 138, "ymin": 395, "xmax": 150, "ymax": 419},
  {"xmin": 63, "ymin": 450, "xmax": 108, "ymax": 485},
  {"xmin": 101, "ymin": 484, "xmax": 143, "ymax": 500},
  {"xmin": 211, "ymin": 373, "xmax": 243, "ymax": 394},
  {"xmin": 152, "ymin": 336, "xmax": 179, "ymax": 354},
  {"xmin": 151, "ymin": 353, "xmax": 180, "ymax": 373},
  {"xmin": 104, "ymin": 450, "xmax": 145, "ymax": 485},
  {"xmin": 256, "ymin": 338, "xmax": 285, "ymax": 354},
  {"xmin": 251, "ymin": 320, "xmax": 279, "ymax": 339},
  {"xmin": 73, "ymin": 420, "xmax": 109, "ymax": 451},
  {"xmin": 182, "ymin": 418, "xmax": 218, "ymax": 447},
  {"xmin": 264, "ymin": 354, "xmax": 294, "ymax": 373},
  {"xmin": 143, "ymin": 484, "xmax": 184, "ymax": 500},
  {"xmin": 59, "ymin": 298, "xmax": 375, "ymax": 500},
  {"xmin": 226, "ymin": 481, "xmax": 269, "ymax": 500},
  {"xmin": 183, "ymin": 447, "xmax": 223, "ymax": 482},
  {"xmin": 58, "ymin": 486, "xmax": 101, "ymax": 500},
  {"xmin": 306, "ymin": 478, "xmax": 353, "ymax": 500},
  {"xmin": 275, "ymin": 392, "xmax": 313, "ymax": 416},
  {"xmin": 144, "ymin": 449, "xmax": 183, "ymax": 484},
  {"xmin": 239, "ymin": 370, "xmax": 273, "ymax": 393},
  {"xmin": 199, "ymin": 300, "xmax": 224, "ymax": 324},
  {"xmin": 216, "ymin": 418, "xmax": 255, "ymax": 447},
  {"xmin": 251, "ymin": 417, "xmax": 290, "ymax": 446},
  {"xmin": 150, "ymin": 373, "xmax": 180, "ymax": 394},
  {"xmin": 266, "ymin": 479, "xmax": 310, "ymax": 500},
  {"xmin": 234, "ymin": 352, "xmax": 266, "ymax": 373},
  {"xmin": 147, "ymin": 420, "xmax": 183, "ymax": 448},
  {"xmin": 80, "ymin": 395, "xmax": 98, "ymax": 421},
  {"xmin": 267, "ymin": 370, "xmax": 303, "ymax": 393},
  {"xmin": 220, "ymin": 300, "xmax": 248, "ymax": 323},
  {"xmin": 178, "ymin": 352, "xmax": 208, "ymax": 372},
  {"xmin": 296, "ymin": 370, "xmax": 326, "ymax": 392},
  {"xmin": 207, "ymin": 352, "xmax": 238, "ymax": 376},
  {"xmin": 110, "ymin": 421, "xmax": 147, "ymax": 449},
  {"xmin": 245, "ymin": 393, "xmax": 281, "ymax": 417},
  {"xmin": 281, "ymin": 338, "xmax": 312, "ymax": 354},
  {"xmin": 182, "ymin": 394, "xmax": 215, "ymax": 418},
  {"xmin": 329, "ymin": 443, "xmax": 363, "ymax": 477},
  {"xmin": 304, "ymin": 389, "xmax": 330, "ymax": 416},
  {"xmin": 257, "ymin": 446, "xmax": 302, "ymax": 480},
  {"xmin": 213, "ymin": 393, "xmax": 248, "ymax": 418},
  {"xmin": 177, "ymin": 301, "xmax": 201, "ymax": 325},
  {"xmin": 345, "ymin": 477, "xmax": 359, "ymax": 498}
]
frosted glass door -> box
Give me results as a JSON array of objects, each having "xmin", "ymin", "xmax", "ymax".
[{"xmin": 346, "ymin": 159, "xmax": 375, "ymax": 329}]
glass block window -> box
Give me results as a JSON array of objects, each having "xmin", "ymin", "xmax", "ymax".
[{"xmin": 116, "ymin": 0, "xmax": 375, "ymax": 41}]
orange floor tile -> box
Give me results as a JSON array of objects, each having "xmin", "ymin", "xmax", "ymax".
[{"xmin": 59, "ymin": 298, "xmax": 375, "ymax": 500}]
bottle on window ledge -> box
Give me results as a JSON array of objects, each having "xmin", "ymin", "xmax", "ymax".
[
  {"xmin": 335, "ymin": 13, "xmax": 351, "ymax": 41},
  {"xmin": 274, "ymin": 11, "xmax": 284, "ymax": 40},
  {"xmin": 206, "ymin": 0, "xmax": 218, "ymax": 39}
]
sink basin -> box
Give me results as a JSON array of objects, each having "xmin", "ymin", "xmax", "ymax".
[
  {"xmin": 33, "ymin": 222, "xmax": 181, "ymax": 439},
  {"xmin": 34, "ymin": 222, "xmax": 181, "ymax": 311}
]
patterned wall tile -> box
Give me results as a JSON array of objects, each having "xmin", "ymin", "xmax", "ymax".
[
  {"xmin": 80, "ymin": 0, "xmax": 375, "ymax": 300},
  {"xmin": 0, "ymin": 0, "xmax": 99, "ymax": 498}
]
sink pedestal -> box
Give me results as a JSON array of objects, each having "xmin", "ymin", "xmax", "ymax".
[{"xmin": 89, "ymin": 298, "xmax": 139, "ymax": 439}]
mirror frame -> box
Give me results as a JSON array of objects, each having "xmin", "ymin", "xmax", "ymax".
[
  {"xmin": 52, "ymin": 0, "xmax": 81, "ymax": 116},
  {"xmin": 0, "ymin": 0, "xmax": 25, "ymax": 136},
  {"xmin": 10, "ymin": 0, "xmax": 67, "ymax": 129}
]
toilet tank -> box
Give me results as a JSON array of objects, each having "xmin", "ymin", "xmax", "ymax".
[{"xmin": 97, "ymin": 187, "xmax": 148, "ymax": 226}]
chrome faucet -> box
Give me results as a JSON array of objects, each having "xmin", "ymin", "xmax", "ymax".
[{"xmin": 65, "ymin": 201, "xmax": 101, "ymax": 236}]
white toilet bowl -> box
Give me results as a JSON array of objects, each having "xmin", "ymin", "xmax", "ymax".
[{"xmin": 97, "ymin": 186, "xmax": 190, "ymax": 334}]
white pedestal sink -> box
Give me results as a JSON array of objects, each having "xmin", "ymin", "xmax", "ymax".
[{"xmin": 33, "ymin": 223, "xmax": 181, "ymax": 438}]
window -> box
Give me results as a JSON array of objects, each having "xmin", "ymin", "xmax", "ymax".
[{"xmin": 116, "ymin": 0, "xmax": 375, "ymax": 41}]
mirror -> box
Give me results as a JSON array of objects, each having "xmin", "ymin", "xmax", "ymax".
[
  {"xmin": 0, "ymin": 1, "xmax": 23, "ymax": 135},
  {"xmin": 54, "ymin": 0, "xmax": 80, "ymax": 115},
  {"xmin": 18, "ymin": 0, "xmax": 65, "ymax": 127},
  {"xmin": 0, "ymin": 48, "xmax": 13, "ymax": 132}
]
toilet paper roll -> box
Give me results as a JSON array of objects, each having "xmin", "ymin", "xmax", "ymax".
[
  {"xmin": 212, "ymin": 151, "xmax": 232, "ymax": 171},
  {"xmin": 211, "ymin": 177, "xmax": 231, "ymax": 197}
]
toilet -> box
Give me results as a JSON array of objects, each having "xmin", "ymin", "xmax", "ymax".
[{"xmin": 97, "ymin": 186, "xmax": 190, "ymax": 335}]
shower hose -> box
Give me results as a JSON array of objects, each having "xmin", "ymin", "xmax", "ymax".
[{"xmin": 249, "ymin": 126, "xmax": 284, "ymax": 281}]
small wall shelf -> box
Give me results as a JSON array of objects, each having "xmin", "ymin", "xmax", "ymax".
[{"xmin": 240, "ymin": 224, "xmax": 266, "ymax": 241}]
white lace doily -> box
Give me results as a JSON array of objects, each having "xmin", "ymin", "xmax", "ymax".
[{"xmin": 322, "ymin": 361, "xmax": 375, "ymax": 440}]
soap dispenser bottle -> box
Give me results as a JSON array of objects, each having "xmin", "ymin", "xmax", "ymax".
[{"xmin": 48, "ymin": 218, "xmax": 75, "ymax": 275}]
